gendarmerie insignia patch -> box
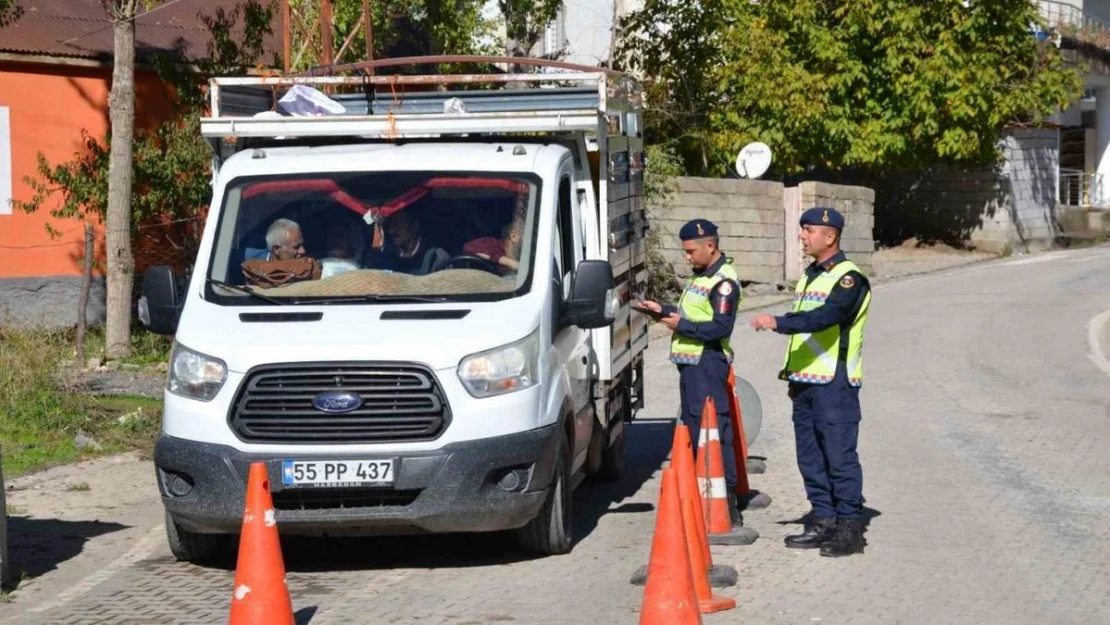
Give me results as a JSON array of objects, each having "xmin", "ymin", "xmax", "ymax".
[
  {"xmin": 718, "ymin": 281, "xmax": 733, "ymax": 296},
  {"xmin": 839, "ymin": 275, "xmax": 855, "ymax": 289}
]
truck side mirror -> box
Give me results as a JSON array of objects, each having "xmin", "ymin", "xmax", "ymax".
[
  {"xmin": 138, "ymin": 266, "xmax": 183, "ymax": 336},
  {"xmin": 566, "ymin": 260, "xmax": 617, "ymax": 329}
]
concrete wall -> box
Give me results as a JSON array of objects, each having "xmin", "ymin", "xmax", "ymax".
[
  {"xmin": 649, "ymin": 177, "xmax": 876, "ymax": 285},
  {"xmin": 876, "ymin": 128, "xmax": 1065, "ymax": 254},
  {"xmin": 991, "ymin": 129, "xmax": 1063, "ymax": 251},
  {"xmin": 650, "ymin": 178, "xmax": 786, "ymax": 283},
  {"xmin": 0, "ymin": 276, "xmax": 106, "ymax": 328},
  {"xmin": 799, "ymin": 182, "xmax": 875, "ymax": 275}
]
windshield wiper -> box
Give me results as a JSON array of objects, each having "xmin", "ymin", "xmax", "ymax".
[{"xmin": 205, "ymin": 279, "xmax": 284, "ymax": 305}]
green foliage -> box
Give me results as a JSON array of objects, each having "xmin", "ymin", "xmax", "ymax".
[
  {"xmin": 0, "ymin": 328, "xmax": 162, "ymax": 477},
  {"xmin": 285, "ymin": 0, "xmax": 501, "ymax": 73},
  {"xmin": 500, "ymin": 0, "xmax": 562, "ymax": 57},
  {"xmin": 644, "ymin": 143, "xmax": 685, "ymax": 210},
  {"xmin": 618, "ymin": 1, "xmax": 722, "ymax": 174},
  {"xmin": 13, "ymin": 1, "xmax": 275, "ymax": 243},
  {"xmin": 0, "ymin": 0, "xmax": 22, "ymax": 27},
  {"xmin": 620, "ymin": 0, "xmax": 1085, "ymax": 177},
  {"xmin": 643, "ymin": 144, "xmax": 684, "ymax": 304}
]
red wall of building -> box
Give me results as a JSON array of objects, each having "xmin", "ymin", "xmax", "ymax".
[{"xmin": 0, "ymin": 61, "xmax": 174, "ymax": 278}]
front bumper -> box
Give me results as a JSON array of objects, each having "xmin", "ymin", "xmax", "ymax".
[{"xmin": 154, "ymin": 424, "xmax": 560, "ymax": 536}]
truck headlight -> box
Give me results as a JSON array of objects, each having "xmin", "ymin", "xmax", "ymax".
[
  {"xmin": 168, "ymin": 342, "xmax": 227, "ymax": 401},
  {"xmin": 458, "ymin": 329, "xmax": 540, "ymax": 398}
]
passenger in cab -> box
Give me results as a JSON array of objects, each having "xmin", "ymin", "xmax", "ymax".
[
  {"xmin": 241, "ymin": 218, "xmax": 322, "ymax": 288},
  {"xmin": 266, "ymin": 218, "xmax": 307, "ymax": 260},
  {"xmin": 382, "ymin": 210, "xmax": 449, "ymax": 276},
  {"xmin": 320, "ymin": 225, "xmax": 362, "ymax": 279}
]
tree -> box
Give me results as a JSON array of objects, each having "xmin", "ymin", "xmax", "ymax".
[
  {"xmin": 283, "ymin": 0, "xmax": 500, "ymax": 73},
  {"xmin": 100, "ymin": 0, "xmax": 142, "ymax": 359},
  {"xmin": 499, "ymin": 0, "xmax": 562, "ymax": 61},
  {"xmin": 15, "ymin": 2, "xmax": 275, "ymax": 350},
  {"xmin": 619, "ymin": 0, "xmax": 1085, "ymax": 178},
  {"xmin": 0, "ymin": 0, "xmax": 22, "ymax": 27}
]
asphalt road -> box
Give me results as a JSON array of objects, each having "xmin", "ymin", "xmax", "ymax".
[{"xmin": 2, "ymin": 244, "xmax": 1109, "ymax": 625}]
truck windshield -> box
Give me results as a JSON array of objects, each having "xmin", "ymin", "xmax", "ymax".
[{"xmin": 204, "ymin": 171, "xmax": 540, "ymax": 304}]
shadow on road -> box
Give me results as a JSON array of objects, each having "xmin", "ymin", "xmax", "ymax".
[
  {"xmin": 294, "ymin": 606, "xmax": 318, "ymax": 625},
  {"xmin": 196, "ymin": 418, "xmax": 676, "ymax": 574},
  {"xmin": 4, "ymin": 516, "xmax": 130, "ymax": 588},
  {"xmin": 570, "ymin": 419, "xmax": 674, "ymax": 543},
  {"xmin": 775, "ymin": 506, "xmax": 884, "ymax": 535}
]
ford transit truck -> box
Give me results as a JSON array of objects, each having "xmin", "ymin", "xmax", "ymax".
[{"xmin": 138, "ymin": 59, "xmax": 651, "ymax": 561}]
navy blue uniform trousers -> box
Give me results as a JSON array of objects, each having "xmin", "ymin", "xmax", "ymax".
[
  {"xmin": 678, "ymin": 351, "xmax": 737, "ymax": 489},
  {"xmin": 788, "ymin": 364, "xmax": 864, "ymax": 519}
]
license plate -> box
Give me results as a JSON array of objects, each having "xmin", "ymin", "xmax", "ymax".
[{"xmin": 281, "ymin": 459, "xmax": 395, "ymax": 488}]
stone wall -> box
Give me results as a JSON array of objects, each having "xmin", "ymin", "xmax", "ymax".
[
  {"xmin": 0, "ymin": 276, "xmax": 106, "ymax": 328},
  {"xmin": 876, "ymin": 128, "xmax": 1066, "ymax": 254},
  {"xmin": 650, "ymin": 178, "xmax": 786, "ymax": 283},
  {"xmin": 649, "ymin": 177, "xmax": 876, "ymax": 284},
  {"xmin": 798, "ymin": 181, "xmax": 876, "ymax": 276}
]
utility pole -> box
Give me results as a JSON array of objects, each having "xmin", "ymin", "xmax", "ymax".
[{"xmin": 280, "ymin": 0, "xmax": 375, "ymax": 75}]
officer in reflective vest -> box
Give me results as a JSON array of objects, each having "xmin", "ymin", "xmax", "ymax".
[
  {"xmin": 751, "ymin": 207, "xmax": 871, "ymax": 557},
  {"xmin": 635, "ymin": 218, "xmax": 745, "ymax": 525}
]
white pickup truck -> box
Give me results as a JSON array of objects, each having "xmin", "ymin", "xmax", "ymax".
[{"xmin": 138, "ymin": 59, "xmax": 650, "ymax": 561}]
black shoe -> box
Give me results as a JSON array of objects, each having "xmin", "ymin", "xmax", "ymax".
[
  {"xmin": 728, "ymin": 492, "xmax": 744, "ymax": 527},
  {"xmin": 820, "ymin": 518, "xmax": 865, "ymax": 557},
  {"xmin": 784, "ymin": 516, "xmax": 836, "ymax": 549}
]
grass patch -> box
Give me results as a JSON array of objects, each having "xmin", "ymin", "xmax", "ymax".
[
  {"xmin": 80, "ymin": 326, "xmax": 173, "ymax": 366},
  {"xmin": 0, "ymin": 328, "xmax": 162, "ymax": 479}
]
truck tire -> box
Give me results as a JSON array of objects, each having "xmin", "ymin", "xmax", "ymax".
[
  {"xmin": 515, "ymin": 435, "xmax": 572, "ymax": 555},
  {"xmin": 165, "ymin": 511, "xmax": 232, "ymax": 565},
  {"xmin": 595, "ymin": 430, "xmax": 625, "ymax": 483}
]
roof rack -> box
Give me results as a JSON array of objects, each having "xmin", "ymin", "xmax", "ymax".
[{"xmin": 200, "ymin": 56, "xmax": 643, "ymax": 142}]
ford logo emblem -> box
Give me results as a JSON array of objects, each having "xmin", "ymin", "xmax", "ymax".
[{"xmin": 312, "ymin": 392, "xmax": 363, "ymax": 413}]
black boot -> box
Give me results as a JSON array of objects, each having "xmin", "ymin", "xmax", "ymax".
[
  {"xmin": 784, "ymin": 515, "xmax": 836, "ymax": 549},
  {"xmin": 820, "ymin": 518, "xmax": 865, "ymax": 557},
  {"xmin": 728, "ymin": 492, "xmax": 744, "ymax": 527}
]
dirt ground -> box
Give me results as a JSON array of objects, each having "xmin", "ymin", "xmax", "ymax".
[{"xmin": 871, "ymin": 237, "xmax": 995, "ymax": 280}]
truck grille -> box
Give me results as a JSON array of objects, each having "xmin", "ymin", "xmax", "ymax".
[{"xmin": 229, "ymin": 363, "xmax": 450, "ymax": 443}]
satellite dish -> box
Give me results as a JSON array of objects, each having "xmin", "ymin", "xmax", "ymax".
[
  {"xmin": 734, "ymin": 375, "xmax": 762, "ymax": 445},
  {"xmin": 736, "ymin": 142, "xmax": 772, "ymax": 179}
]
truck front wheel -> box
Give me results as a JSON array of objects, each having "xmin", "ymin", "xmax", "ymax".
[
  {"xmin": 515, "ymin": 435, "xmax": 572, "ymax": 555},
  {"xmin": 165, "ymin": 511, "xmax": 232, "ymax": 565}
]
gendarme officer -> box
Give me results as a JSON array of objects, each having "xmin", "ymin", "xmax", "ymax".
[
  {"xmin": 635, "ymin": 219, "xmax": 745, "ymax": 525},
  {"xmin": 751, "ymin": 207, "xmax": 871, "ymax": 557}
]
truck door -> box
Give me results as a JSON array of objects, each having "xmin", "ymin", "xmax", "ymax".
[{"xmin": 552, "ymin": 169, "xmax": 592, "ymax": 468}]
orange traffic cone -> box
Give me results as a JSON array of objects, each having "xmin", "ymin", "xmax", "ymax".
[
  {"xmin": 228, "ymin": 463, "xmax": 295, "ymax": 625},
  {"xmin": 681, "ymin": 497, "xmax": 737, "ymax": 614},
  {"xmin": 696, "ymin": 397, "xmax": 759, "ymax": 546},
  {"xmin": 673, "ymin": 424, "xmax": 711, "ymax": 566},
  {"xmin": 639, "ymin": 467, "xmax": 702, "ymax": 625},
  {"xmin": 673, "ymin": 422, "xmax": 738, "ymax": 587},
  {"xmin": 727, "ymin": 368, "xmax": 772, "ymax": 510},
  {"xmin": 631, "ymin": 423, "xmax": 738, "ymax": 588}
]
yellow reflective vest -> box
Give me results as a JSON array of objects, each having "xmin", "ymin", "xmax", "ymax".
[
  {"xmin": 780, "ymin": 260, "xmax": 870, "ymax": 386},
  {"xmin": 669, "ymin": 261, "xmax": 740, "ymax": 365}
]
